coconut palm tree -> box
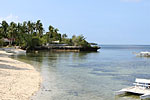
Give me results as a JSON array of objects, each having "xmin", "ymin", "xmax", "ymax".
[
  {"xmin": 35, "ymin": 20, "xmax": 43, "ymax": 37},
  {"xmin": 7, "ymin": 22, "xmax": 17, "ymax": 45},
  {"xmin": 1, "ymin": 20, "xmax": 9, "ymax": 38}
]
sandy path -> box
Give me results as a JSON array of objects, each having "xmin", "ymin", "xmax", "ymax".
[{"xmin": 0, "ymin": 50, "xmax": 42, "ymax": 100}]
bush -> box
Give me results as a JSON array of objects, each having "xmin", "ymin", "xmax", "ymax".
[
  {"xmin": 31, "ymin": 36, "xmax": 41, "ymax": 48},
  {"xmin": 0, "ymin": 39, "xmax": 4, "ymax": 47},
  {"xmin": 72, "ymin": 35, "xmax": 91, "ymax": 47}
]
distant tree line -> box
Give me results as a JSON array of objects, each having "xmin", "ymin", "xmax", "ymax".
[{"xmin": 0, "ymin": 20, "xmax": 91, "ymax": 49}]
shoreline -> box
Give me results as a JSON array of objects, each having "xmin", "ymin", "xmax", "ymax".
[
  {"xmin": 30, "ymin": 46, "xmax": 100, "ymax": 52},
  {"xmin": 0, "ymin": 49, "xmax": 42, "ymax": 100}
]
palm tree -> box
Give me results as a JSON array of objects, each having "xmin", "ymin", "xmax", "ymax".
[
  {"xmin": 16, "ymin": 23, "xmax": 26, "ymax": 46},
  {"xmin": 22, "ymin": 21, "xmax": 28, "ymax": 34},
  {"xmin": 8, "ymin": 22, "xmax": 17, "ymax": 45},
  {"xmin": 27, "ymin": 21, "xmax": 31, "ymax": 34},
  {"xmin": 54, "ymin": 28, "xmax": 59, "ymax": 33},
  {"xmin": 1, "ymin": 20, "xmax": 9, "ymax": 38},
  {"xmin": 31, "ymin": 22, "xmax": 36, "ymax": 35},
  {"xmin": 35, "ymin": 20, "xmax": 43, "ymax": 37},
  {"xmin": 36, "ymin": 20, "xmax": 40, "ymax": 33},
  {"xmin": 54, "ymin": 28, "xmax": 61, "ymax": 41},
  {"xmin": 49, "ymin": 25, "xmax": 54, "ymax": 38},
  {"xmin": 62, "ymin": 34, "xmax": 67, "ymax": 38}
]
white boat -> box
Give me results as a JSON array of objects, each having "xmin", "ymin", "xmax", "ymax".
[
  {"xmin": 136, "ymin": 51, "xmax": 150, "ymax": 57},
  {"xmin": 116, "ymin": 78, "xmax": 150, "ymax": 99}
]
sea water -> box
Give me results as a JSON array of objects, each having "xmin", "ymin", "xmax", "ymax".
[{"xmin": 12, "ymin": 45, "xmax": 150, "ymax": 100}]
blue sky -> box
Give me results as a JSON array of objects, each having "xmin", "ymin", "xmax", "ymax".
[{"xmin": 0, "ymin": 0, "xmax": 150, "ymax": 44}]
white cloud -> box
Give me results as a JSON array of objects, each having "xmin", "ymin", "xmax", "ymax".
[
  {"xmin": 0, "ymin": 14, "xmax": 20, "ymax": 23},
  {"xmin": 120, "ymin": 0, "xmax": 142, "ymax": 2}
]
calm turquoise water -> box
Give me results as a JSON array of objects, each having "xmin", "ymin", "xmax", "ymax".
[{"xmin": 12, "ymin": 45, "xmax": 150, "ymax": 100}]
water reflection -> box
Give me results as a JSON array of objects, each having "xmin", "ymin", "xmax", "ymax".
[{"xmin": 11, "ymin": 46, "xmax": 150, "ymax": 100}]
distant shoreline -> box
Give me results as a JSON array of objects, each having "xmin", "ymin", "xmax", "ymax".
[{"xmin": 0, "ymin": 49, "xmax": 42, "ymax": 100}]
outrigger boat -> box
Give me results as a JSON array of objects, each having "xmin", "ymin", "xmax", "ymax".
[
  {"xmin": 135, "ymin": 51, "xmax": 150, "ymax": 57},
  {"xmin": 116, "ymin": 78, "xmax": 150, "ymax": 99}
]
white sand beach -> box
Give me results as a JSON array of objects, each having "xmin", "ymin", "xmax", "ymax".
[{"xmin": 0, "ymin": 50, "xmax": 42, "ymax": 100}]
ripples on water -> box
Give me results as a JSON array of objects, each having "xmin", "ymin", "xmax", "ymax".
[{"xmin": 12, "ymin": 45, "xmax": 150, "ymax": 100}]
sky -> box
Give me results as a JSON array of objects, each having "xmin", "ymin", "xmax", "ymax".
[{"xmin": 0, "ymin": 0, "xmax": 150, "ymax": 45}]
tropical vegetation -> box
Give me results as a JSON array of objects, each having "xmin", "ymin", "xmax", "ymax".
[{"xmin": 0, "ymin": 20, "xmax": 92, "ymax": 50}]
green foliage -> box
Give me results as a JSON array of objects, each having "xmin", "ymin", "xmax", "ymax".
[
  {"xmin": 47, "ymin": 25, "xmax": 61, "ymax": 43},
  {"xmin": 0, "ymin": 39, "xmax": 4, "ymax": 47},
  {"xmin": 62, "ymin": 34, "xmax": 67, "ymax": 38},
  {"xmin": 7, "ymin": 22, "xmax": 18, "ymax": 45},
  {"xmin": 61, "ymin": 38, "xmax": 72, "ymax": 45},
  {"xmin": 72, "ymin": 35, "xmax": 91, "ymax": 47},
  {"xmin": 0, "ymin": 20, "xmax": 92, "ymax": 50},
  {"xmin": 0, "ymin": 29, "xmax": 3, "ymax": 39},
  {"xmin": 92, "ymin": 46, "xmax": 99, "ymax": 48},
  {"xmin": 40, "ymin": 34, "xmax": 47, "ymax": 45},
  {"xmin": 31, "ymin": 36, "xmax": 41, "ymax": 47},
  {"xmin": 0, "ymin": 20, "xmax": 9, "ymax": 38}
]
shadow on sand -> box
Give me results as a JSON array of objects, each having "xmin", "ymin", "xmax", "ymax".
[{"xmin": 0, "ymin": 64, "xmax": 30, "ymax": 70}]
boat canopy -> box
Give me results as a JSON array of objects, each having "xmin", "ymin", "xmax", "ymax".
[{"xmin": 135, "ymin": 78, "xmax": 150, "ymax": 84}]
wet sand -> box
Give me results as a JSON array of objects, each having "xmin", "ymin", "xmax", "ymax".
[{"xmin": 0, "ymin": 50, "xmax": 42, "ymax": 100}]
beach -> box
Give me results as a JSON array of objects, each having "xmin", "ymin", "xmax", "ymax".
[{"xmin": 0, "ymin": 50, "xmax": 42, "ymax": 100}]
